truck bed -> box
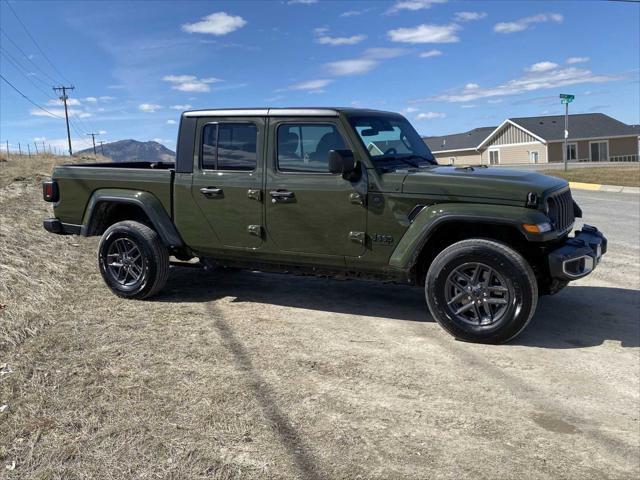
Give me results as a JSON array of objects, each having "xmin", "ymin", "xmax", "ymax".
[{"xmin": 50, "ymin": 162, "xmax": 174, "ymax": 226}]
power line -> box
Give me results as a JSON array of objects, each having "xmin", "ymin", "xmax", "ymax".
[
  {"xmin": 0, "ymin": 74, "xmax": 64, "ymax": 119},
  {"xmin": 5, "ymin": 1, "xmax": 72, "ymax": 85},
  {"xmin": 0, "ymin": 28, "xmax": 59, "ymax": 85},
  {"xmin": 0, "ymin": 47, "xmax": 56, "ymax": 99}
]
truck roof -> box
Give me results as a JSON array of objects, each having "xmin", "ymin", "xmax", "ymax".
[{"xmin": 181, "ymin": 107, "xmax": 401, "ymax": 118}]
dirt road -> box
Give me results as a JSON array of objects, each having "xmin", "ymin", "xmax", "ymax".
[{"xmin": 1, "ymin": 163, "xmax": 638, "ymax": 479}]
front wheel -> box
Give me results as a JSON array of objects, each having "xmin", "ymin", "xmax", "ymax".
[
  {"xmin": 98, "ymin": 220, "xmax": 169, "ymax": 299},
  {"xmin": 425, "ymin": 239, "xmax": 538, "ymax": 344}
]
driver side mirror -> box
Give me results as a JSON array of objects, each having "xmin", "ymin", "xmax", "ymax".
[{"xmin": 329, "ymin": 149, "xmax": 359, "ymax": 180}]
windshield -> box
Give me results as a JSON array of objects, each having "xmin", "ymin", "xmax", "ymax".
[{"xmin": 347, "ymin": 114, "xmax": 436, "ymax": 168}]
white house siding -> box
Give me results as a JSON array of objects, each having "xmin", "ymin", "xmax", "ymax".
[
  {"xmin": 480, "ymin": 142, "xmax": 548, "ymax": 165},
  {"xmin": 433, "ymin": 150, "xmax": 482, "ymax": 164},
  {"xmin": 490, "ymin": 124, "xmax": 538, "ymax": 145}
]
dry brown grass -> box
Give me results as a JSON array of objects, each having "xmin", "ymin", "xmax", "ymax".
[
  {"xmin": 542, "ymin": 165, "xmax": 640, "ymax": 187},
  {"xmin": 1, "ymin": 155, "xmax": 638, "ymax": 479}
]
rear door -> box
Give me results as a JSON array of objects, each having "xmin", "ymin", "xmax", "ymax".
[
  {"xmin": 191, "ymin": 117, "xmax": 265, "ymax": 250},
  {"xmin": 264, "ymin": 117, "xmax": 367, "ymax": 258}
]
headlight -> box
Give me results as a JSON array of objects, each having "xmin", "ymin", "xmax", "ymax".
[{"xmin": 522, "ymin": 222, "xmax": 553, "ymax": 234}]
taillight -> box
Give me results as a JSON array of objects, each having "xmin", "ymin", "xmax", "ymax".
[{"xmin": 42, "ymin": 180, "xmax": 59, "ymax": 202}]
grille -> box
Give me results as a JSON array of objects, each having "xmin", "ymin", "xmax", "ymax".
[{"xmin": 546, "ymin": 189, "xmax": 575, "ymax": 233}]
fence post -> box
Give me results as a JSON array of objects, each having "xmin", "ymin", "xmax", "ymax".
[
  {"xmin": 18, "ymin": 142, "xmax": 22, "ymax": 156},
  {"xmin": 27, "ymin": 143, "xmax": 31, "ymax": 157},
  {"xmin": 5, "ymin": 140, "xmax": 9, "ymax": 159},
  {"xmin": 34, "ymin": 142, "xmax": 39, "ymax": 155}
]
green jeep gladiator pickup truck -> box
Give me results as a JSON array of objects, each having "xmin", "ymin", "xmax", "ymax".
[{"xmin": 43, "ymin": 108, "xmax": 606, "ymax": 343}]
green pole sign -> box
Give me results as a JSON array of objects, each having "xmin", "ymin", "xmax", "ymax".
[{"xmin": 560, "ymin": 93, "xmax": 575, "ymax": 104}]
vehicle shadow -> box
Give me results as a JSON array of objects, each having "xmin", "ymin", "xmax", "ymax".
[{"xmin": 157, "ymin": 267, "xmax": 640, "ymax": 349}]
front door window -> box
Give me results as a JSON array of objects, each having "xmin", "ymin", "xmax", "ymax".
[
  {"xmin": 529, "ymin": 151, "xmax": 539, "ymax": 164},
  {"xmin": 489, "ymin": 150, "xmax": 499, "ymax": 165}
]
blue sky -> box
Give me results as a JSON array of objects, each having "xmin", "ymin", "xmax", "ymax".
[{"xmin": 1, "ymin": 0, "xmax": 638, "ymax": 153}]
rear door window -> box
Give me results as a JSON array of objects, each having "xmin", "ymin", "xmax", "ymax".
[{"xmin": 201, "ymin": 122, "xmax": 257, "ymax": 171}]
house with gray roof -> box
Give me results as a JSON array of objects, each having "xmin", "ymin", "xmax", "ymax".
[{"xmin": 424, "ymin": 113, "xmax": 640, "ymax": 166}]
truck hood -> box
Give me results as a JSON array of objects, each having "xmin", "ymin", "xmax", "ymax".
[{"xmin": 400, "ymin": 166, "xmax": 567, "ymax": 202}]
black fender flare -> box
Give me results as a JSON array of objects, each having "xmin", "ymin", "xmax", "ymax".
[{"xmin": 81, "ymin": 189, "xmax": 184, "ymax": 248}]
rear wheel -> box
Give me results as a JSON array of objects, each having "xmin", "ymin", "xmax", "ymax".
[
  {"xmin": 98, "ymin": 221, "xmax": 169, "ymax": 299},
  {"xmin": 425, "ymin": 239, "xmax": 537, "ymax": 344}
]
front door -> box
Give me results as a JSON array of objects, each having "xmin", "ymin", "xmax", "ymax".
[
  {"xmin": 590, "ymin": 141, "xmax": 608, "ymax": 162},
  {"xmin": 191, "ymin": 118, "xmax": 264, "ymax": 250},
  {"xmin": 265, "ymin": 118, "xmax": 367, "ymax": 258}
]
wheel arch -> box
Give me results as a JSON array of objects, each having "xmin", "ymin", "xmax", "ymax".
[
  {"xmin": 81, "ymin": 189, "xmax": 185, "ymax": 249},
  {"xmin": 389, "ymin": 203, "xmax": 549, "ymax": 284}
]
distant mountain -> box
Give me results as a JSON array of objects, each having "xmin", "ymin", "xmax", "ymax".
[{"xmin": 77, "ymin": 140, "xmax": 175, "ymax": 163}]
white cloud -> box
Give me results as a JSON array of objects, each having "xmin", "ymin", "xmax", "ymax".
[
  {"xmin": 315, "ymin": 29, "xmax": 367, "ymax": 46},
  {"xmin": 388, "ymin": 24, "xmax": 460, "ymax": 43},
  {"xmin": 47, "ymin": 98, "xmax": 82, "ymax": 106},
  {"xmin": 84, "ymin": 97, "xmax": 97, "ymax": 103},
  {"xmin": 460, "ymin": 104, "xmax": 477, "ymax": 109},
  {"xmin": 167, "ymin": 119, "xmax": 177, "ymax": 125},
  {"xmin": 182, "ymin": 12, "xmax": 247, "ymax": 35},
  {"xmin": 388, "ymin": 0, "xmax": 447, "ymax": 14},
  {"xmin": 340, "ymin": 10, "xmax": 364, "ymax": 17},
  {"xmin": 465, "ymin": 83, "xmax": 480, "ymax": 90},
  {"xmin": 420, "ymin": 66, "xmax": 619, "ymax": 103},
  {"xmin": 454, "ymin": 11, "xmax": 487, "ymax": 22},
  {"xmin": 288, "ymin": 79, "xmax": 333, "ymax": 91},
  {"xmin": 402, "ymin": 107, "xmax": 419, "ymax": 113},
  {"xmin": 416, "ymin": 111, "xmax": 446, "ymax": 120},
  {"xmin": 139, "ymin": 103, "xmax": 162, "ymax": 113},
  {"xmin": 566, "ymin": 56, "xmax": 590, "ymax": 64},
  {"xmin": 99, "ymin": 96, "xmax": 115, "ymax": 101},
  {"xmin": 170, "ymin": 104, "xmax": 192, "ymax": 110},
  {"xmin": 163, "ymin": 75, "xmax": 222, "ymax": 93},
  {"xmin": 419, "ymin": 49, "xmax": 442, "ymax": 58},
  {"xmin": 325, "ymin": 48, "xmax": 406, "ymax": 76},
  {"xmin": 326, "ymin": 59, "xmax": 377, "ymax": 76},
  {"xmin": 527, "ymin": 61, "xmax": 559, "ymax": 73},
  {"xmin": 98, "ymin": 130, "xmax": 107, "ymax": 135},
  {"xmin": 494, "ymin": 13, "xmax": 563, "ymax": 34},
  {"xmin": 30, "ymin": 107, "xmax": 91, "ymax": 118},
  {"xmin": 287, "ymin": 0, "xmax": 318, "ymax": 4}
]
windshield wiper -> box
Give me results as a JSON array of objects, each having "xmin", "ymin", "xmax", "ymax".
[{"xmin": 400, "ymin": 154, "xmax": 437, "ymax": 166}]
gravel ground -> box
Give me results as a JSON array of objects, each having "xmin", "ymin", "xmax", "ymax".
[{"xmin": 1, "ymin": 163, "xmax": 638, "ymax": 479}]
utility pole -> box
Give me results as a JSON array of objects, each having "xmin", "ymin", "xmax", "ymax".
[
  {"xmin": 98, "ymin": 140, "xmax": 105, "ymax": 155},
  {"xmin": 86, "ymin": 132, "xmax": 100, "ymax": 155},
  {"xmin": 53, "ymin": 85, "xmax": 75, "ymax": 156},
  {"xmin": 559, "ymin": 93, "xmax": 575, "ymax": 172}
]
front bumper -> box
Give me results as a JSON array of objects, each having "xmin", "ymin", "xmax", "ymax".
[
  {"xmin": 548, "ymin": 224, "xmax": 607, "ymax": 281},
  {"xmin": 43, "ymin": 218, "xmax": 82, "ymax": 235}
]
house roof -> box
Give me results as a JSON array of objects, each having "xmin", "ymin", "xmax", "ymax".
[
  {"xmin": 424, "ymin": 113, "xmax": 639, "ymax": 152},
  {"xmin": 510, "ymin": 113, "xmax": 639, "ymax": 142},
  {"xmin": 424, "ymin": 126, "xmax": 496, "ymax": 152}
]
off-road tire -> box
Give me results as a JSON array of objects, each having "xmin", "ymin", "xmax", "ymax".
[
  {"xmin": 98, "ymin": 220, "xmax": 169, "ymax": 299},
  {"xmin": 425, "ymin": 239, "xmax": 538, "ymax": 344}
]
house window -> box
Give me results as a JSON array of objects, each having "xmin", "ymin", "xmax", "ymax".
[
  {"xmin": 566, "ymin": 143, "xmax": 578, "ymax": 161},
  {"xmin": 449, "ymin": 157, "xmax": 456, "ymax": 164},
  {"xmin": 529, "ymin": 151, "xmax": 539, "ymax": 164},
  {"xmin": 489, "ymin": 150, "xmax": 500, "ymax": 165},
  {"xmin": 589, "ymin": 141, "xmax": 608, "ymax": 162}
]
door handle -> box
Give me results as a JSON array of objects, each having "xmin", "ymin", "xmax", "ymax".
[
  {"xmin": 269, "ymin": 190, "xmax": 295, "ymax": 202},
  {"xmin": 200, "ymin": 186, "xmax": 223, "ymax": 197}
]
